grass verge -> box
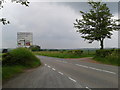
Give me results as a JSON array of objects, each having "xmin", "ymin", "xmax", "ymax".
[
  {"xmin": 2, "ymin": 66, "xmax": 26, "ymax": 81},
  {"xmin": 34, "ymin": 51, "xmax": 95, "ymax": 58},
  {"xmin": 93, "ymin": 52, "xmax": 119, "ymax": 66},
  {"xmin": 2, "ymin": 48, "xmax": 41, "ymax": 82},
  {"xmin": 93, "ymin": 50, "xmax": 120, "ymax": 66}
]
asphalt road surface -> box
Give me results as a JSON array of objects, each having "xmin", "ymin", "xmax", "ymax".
[{"xmin": 3, "ymin": 56, "xmax": 118, "ymax": 89}]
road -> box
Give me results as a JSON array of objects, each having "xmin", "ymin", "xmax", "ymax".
[{"xmin": 3, "ymin": 56, "xmax": 118, "ymax": 89}]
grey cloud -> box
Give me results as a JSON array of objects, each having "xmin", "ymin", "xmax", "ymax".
[{"xmin": 2, "ymin": 2, "xmax": 118, "ymax": 49}]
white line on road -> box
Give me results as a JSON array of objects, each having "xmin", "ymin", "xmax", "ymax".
[
  {"xmin": 57, "ymin": 60, "xmax": 61, "ymax": 62},
  {"xmin": 102, "ymin": 70, "xmax": 116, "ymax": 74},
  {"xmin": 76, "ymin": 64, "xmax": 116, "ymax": 74},
  {"xmin": 63, "ymin": 61, "xmax": 67, "ymax": 63},
  {"xmin": 52, "ymin": 68, "xmax": 56, "ymax": 71},
  {"xmin": 76, "ymin": 64, "xmax": 88, "ymax": 68},
  {"xmin": 68, "ymin": 77, "xmax": 77, "ymax": 82},
  {"xmin": 48, "ymin": 66, "xmax": 51, "ymax": 68},
  {"xmin": 58, "ymin": 72, "xmax": 64, "ymax": 75},
  {"xmin": 86, "ymin": 86, "xmax": 92, "ymax": 90}
]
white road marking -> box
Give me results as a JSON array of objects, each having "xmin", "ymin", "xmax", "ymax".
[
  {"xmin": 48, "ymin": 66, "xmax": 51, "ymax": 68},
  {"xmin": 76, "ymin": 64, "xmax": 88, "ymax": 68},
  {"xmin": 63, "ymin": 61, "xmax": 67, "ymax": 63},
  {"xmin": 102, "ymin": 70, "xmax": 116, "ymax": 74},
  {"xmin": 86, "ymin": 86, "xmax": 92, "ymax": 90},
  {"xmin": 58, "ymin": 72, "xmax": 64, "ymax": 75},
  {"xmin": 57, "ymin": 60, "xmax": 62, "ymax": 62},
  {"xmin": 76, "ymin": 64, "xmax": 116, "ymax": 74},
  {"xmin": 89, "ymin": 67, "xmax": 102, "ymax": 71},
  {"xmin": 52, "ymin": 68, "xmax": 56, "ymax": 71},
  {"xmin": 45, "ymin": 64, "xmax": 47, "ymax": 66},
  {"xmin": 68, "ymin": 77, "xmax": 77, "ymax": 82}
]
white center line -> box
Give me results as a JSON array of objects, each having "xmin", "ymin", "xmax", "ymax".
[
  {"xmin": 48, "ymin": 66, "xmax": 51, "ymax": 68},
  {"xmin": 76, "ymin": 64, "xmax": 88, "ymax": 68},
  {"xmin": 68, "ymin": 77, "xmax": 77, "ymax": 82},
  {"xmin": 76, "ymin": 64, "xmax": 116, "ymax": 74},
  {"xmin": 58, "ymin": 72, "xmax": 64, "ymax": 75},
  {"xmin": 102, "ymin": 70, "xmax": 116, "ymax": 74},
  {"xmin": 63, "ymin": 61, "xmax": 67, "ymax": 63},
  {"xmin": 52, "ymin": 68, "xmax": 56, "ymax": 71},
  {"xmin": 86, "ymin": 86, "xmax": 92, "ymax": 90},
  {"xmin": 57, "ymin": 60, "xmax": 61, "ymax": 62}
]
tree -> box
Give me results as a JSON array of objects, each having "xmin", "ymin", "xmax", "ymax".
[
  {"xmin": 74, "ymin": 1, "xmax": 120, "ymax": 49},
  {"xmin": 0, "ymin": 0, "xmax": 29, "ymax": 25},
  {"xmin": 29, "ymin": 45, "xmax": 41, "ymax": 51}
]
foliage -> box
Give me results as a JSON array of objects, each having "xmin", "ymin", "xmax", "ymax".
[
  {"xmin": 94, "ymin": 49, "xmax": 119, "ymax": 66},
  {"xmin": 34, "ymin": 50, "xmax": 94, "ymax": 58},
  {"xmin": 29, "ymin": 45, "xmax": 41, "ymax": 51},
  {"xmin": 2, "ymin": 48, "xmax": 41, "ymax": 67},
  {"xmin": 74, "ymin": 1, "xmax": 120, "ymax": 49},
  {"xmin": 95, "ymin": 49, "xmax": 114, "ymax": 57},
  {"xmin": 66, "ymin": 50, "xmax": 83, "ymax": 55},
  {"xmin": 0, "ymin": 53, "xmax": 2, "ymax": 61},
  {"xmin": 2, "ymin": 66, "xmax": 25, "ymax": 80},
  {"xmin": 0, "ymin": 0, "xmax": 29, "ymax": 25}
]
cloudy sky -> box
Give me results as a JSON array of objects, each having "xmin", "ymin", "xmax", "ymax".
[{"xmin": 1, "ymin": 0, "xmax": 119, "ymax": 49}]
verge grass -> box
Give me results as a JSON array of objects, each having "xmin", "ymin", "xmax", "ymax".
[
  {"xmin": 34, "ymin": 49, "xmax": 119, "ymax": 66},
  {"xmin": 93, "ymin": 50, "xmax": 119, "ymax": 66},
  {"xmin": 34, "ymin": 50, "xmax": 95, "ymax": 58},
  {"xmin": 2, "ymin": 48, "xmax": 41, "ymax": 81}
]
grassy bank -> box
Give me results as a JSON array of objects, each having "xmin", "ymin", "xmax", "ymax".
[
  {"xmin": 2, "ymin": 66, "xmax": 26, "ymax": 80},
  {"xmin": 93, "ymin": 49, "xmax": 119, "ymax": 66},
  {"xmin": 34, "ymin": 50, "xmax": 95, "ymax": 58},
  {"xmin": 34, "ymin": 49, "xmax": 119, "ymax": 66},
  {"xmin": 0, "ymin": 53, "xmax": 2, "ymax": 61},
  {"xmin": 2, "ymin": 48, "xmax": 41, "ymax": 81}
]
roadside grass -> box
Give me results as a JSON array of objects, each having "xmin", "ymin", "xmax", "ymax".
[
  {"xmin": 34, "ymin": 50, "xmax": 95, "ymax": 58},
  {"xmin": 2, "ymin": 48, "xmax": 41, "ymax": 81},
  {"xmin": 34, "ymin": 49, "xmax": 119, "ymax": 66},
  {"xmin": 2, "ymin": 66, "xmax": 25, "ymax": 80},
  {"xmin": 0, "ymin": 53, "xmax": 2, "ymax": 61},
  {"xmin": 93, "ymin": 50, "xmax": 119, "ymax": 66}
]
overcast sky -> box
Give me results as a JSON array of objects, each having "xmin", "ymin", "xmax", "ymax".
[{"xmin": 1, "ymin": 0, "xmax": 119, "ymax": 49}]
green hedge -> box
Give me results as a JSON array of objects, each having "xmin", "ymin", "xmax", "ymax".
[
  {"xmin": 66, "ymin": 50, "xmax": 83, "ymax": 55},
  {"xmin": 2, "ymin": 48, "xmax": 41, "ymax": 67},
  {"xmin": 95, "ymin": 49, "xmax": 114, "ymax": 57},
  {"xmin": 94, "ymin": 49, "xmax": 119, "ymax": 66}
]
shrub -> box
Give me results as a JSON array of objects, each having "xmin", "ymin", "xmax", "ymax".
[
  {"xmin": 2, "ymin": 48, "xmax": 41, "ymax": 67},
  {"xmin": 66, "ymin": 50, "xmax": 83, "ymax": 55},
  {"xmin": 29, "ymin": 45, "xmax": 41, "ymax": 51},
  {"xmin": 95, "ymin": 49, "xmax": 114, "ymax": 57},
  {"xmin": 94, "ymin": 50, "xmax": 119, "ymax": 66}
]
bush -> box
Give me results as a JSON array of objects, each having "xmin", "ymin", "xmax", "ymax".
[
  {"xmin": 94, "ymin": 50, "xmax": 119, "ymax": 66},
  {"xmin": 29, "ymin": 45, "xmax": 41, "ymax": 51},
  {"xmin": 2, "ymin": 48, "xmax": 41, "ymax": 67},
  {"xmin": 66, "ymin": 50, "xmax": 83, "ymax": 55},
  {"xmin": 95, "ymin": 49, "xmax": 114, "ymax": 57}
]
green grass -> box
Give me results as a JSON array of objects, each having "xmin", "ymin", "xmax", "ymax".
[
  {"xmin": 0, "ymin": 53, "xmax": 2, "ymax": 61},
  {"xmin": 2, "ymin": 48, "xmax": 41, "ymax": 81},
  {"xmin": 34, "ymin": 49, "xmax": 119, "ymax": 66},
  {"xmin": 34, "ymin": 50, "xmax": 95, "ymax": 58},
  {"xmin": 2, "ymin": 66, "xmax": 26, "ymax": 81},
  {"xmin": 93, "ymin": 51, "xmax": 119, "ymax": 66}
]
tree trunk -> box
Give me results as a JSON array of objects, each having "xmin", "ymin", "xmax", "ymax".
[{"xmin": 100, "ymin": 39, "xmax": 104, "ymax": 49}]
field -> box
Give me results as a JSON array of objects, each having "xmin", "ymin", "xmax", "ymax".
[
  {"xmin": 34, "ymin": 50, "xmax": 96, "ymax": 58},
  {"xmin": 34, "ymin": 49, "xmax": 119, "ymax": 66}
]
